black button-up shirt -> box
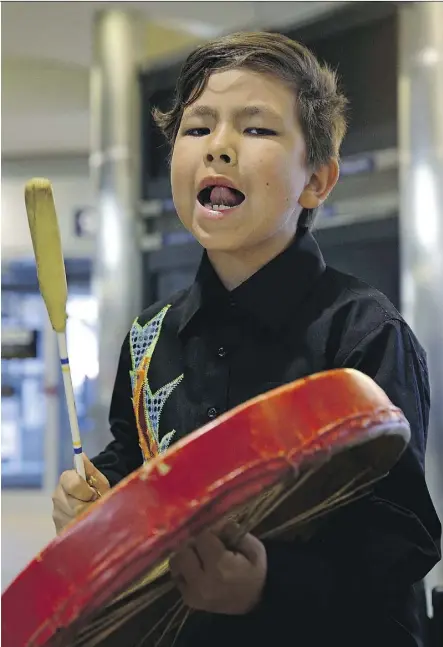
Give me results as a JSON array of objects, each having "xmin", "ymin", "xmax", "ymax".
[{"xmin": 93, "ymin": 231, "xmax": 441, "ymax": 647}]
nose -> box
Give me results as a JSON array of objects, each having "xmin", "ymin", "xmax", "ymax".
[{"xmin": 205, "ymin": 144, "xmax": 238, "ymax": 167}]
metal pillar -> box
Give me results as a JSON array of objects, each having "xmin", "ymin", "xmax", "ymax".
[
  {"xmin": 89, "ymin": 10, "xmax": 144, "ymax": 452},
  {"xmin": 398, "ymin": 2, "xmax": 443, "ymax": 588}
]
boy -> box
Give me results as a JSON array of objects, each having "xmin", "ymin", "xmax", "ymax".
[{"xmin": 53, "ymin": 32, "xmax": 440, "ymax": 646}]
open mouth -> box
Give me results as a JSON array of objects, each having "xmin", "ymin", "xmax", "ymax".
[{"xmin": 197, "ymin": 185, "xmax": 246, "ymax": 212}]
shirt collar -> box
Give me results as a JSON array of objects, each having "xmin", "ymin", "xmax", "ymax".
[{"xmin": 178, "ymin": 230, "xmax": 326, "ymax": 335}]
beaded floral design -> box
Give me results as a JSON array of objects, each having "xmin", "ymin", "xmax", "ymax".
[{"xmin": 129, "ymin": 306, "xmax": 183, "ymax": 460}]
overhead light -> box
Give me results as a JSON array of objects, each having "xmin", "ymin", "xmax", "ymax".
[
  {"xmin": 416, "ymin": 47, "xmax": 440, "ymax": 67},
  {"xmin": 155, "ymin": 18, "xmax": 223, "ymax": 39},
  {"xmin": 414, "ymin": 164, "xmax": 439, "ymax": 250}
]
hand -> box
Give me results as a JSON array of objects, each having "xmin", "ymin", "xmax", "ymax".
[
  {"xmin": 52, "ymin": 455, "xmax": 110, "ymax": 534},
  {"xmin": 169, "ymin": 523, "xmax": 267, "ymax": 615}
]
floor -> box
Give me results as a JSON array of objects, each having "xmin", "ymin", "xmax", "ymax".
[{"xmin": 2, "ymin": 491, "xmax": 55, "ymax": 592}]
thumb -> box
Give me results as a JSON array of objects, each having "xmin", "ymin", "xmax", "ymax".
[
  {"xmin": 236, "ymin": 532, "xmax": 266, "ymax": 565},
  {"xmin": 82, "ymin": 454, "xmax": 110, "ymax": 494},
  {"xmin": 216, "ymin": 521, "xmax": 244, "ymax": 550}
]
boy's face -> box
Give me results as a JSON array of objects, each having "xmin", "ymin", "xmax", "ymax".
[{"xmin": 171, "ymin": 68, "xmax": 333, "ymax": 254}]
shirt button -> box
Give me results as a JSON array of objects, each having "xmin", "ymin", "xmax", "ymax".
[
  {"xmin": 207, "ymin": 407, "xmax": 218, "ymax": 419},
  {"xmin": 229, "ymin": 298, "xmax": 236, "ymax": 308},
  {"xmin": 217, "ymin": 346, "xmax": 227, "ymax": 358}
]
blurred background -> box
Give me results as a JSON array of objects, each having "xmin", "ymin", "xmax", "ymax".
[{"xmin": 1, "ymin": 0, "xmax": 442, "ymax": 631}]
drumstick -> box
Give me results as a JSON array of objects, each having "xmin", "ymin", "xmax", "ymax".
[{"xmin": 24, "ymin": 178, "xmax": 86, "ymax": 480}]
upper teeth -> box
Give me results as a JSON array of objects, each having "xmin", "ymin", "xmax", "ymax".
[{"xmin": 206, "ymin": 203, "xmax": 232, "ymax": 211}]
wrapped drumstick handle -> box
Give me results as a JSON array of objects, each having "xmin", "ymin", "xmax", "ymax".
[{"xmin": 24, "ymin": 178, "xmax": 86, "ymax": 480}]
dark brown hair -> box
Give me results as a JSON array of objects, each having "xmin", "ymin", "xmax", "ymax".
[{"xmin": 153, "ymin": 31, "xmax": 348, "ymax": 229}]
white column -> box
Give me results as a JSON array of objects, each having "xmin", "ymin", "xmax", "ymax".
[
  {"xmin": 90, "ymin": 10, "xmax": 144, "ymax": 450},
  {"xmin": 398, "ymin": 2, "xmax": 443, "ymax": 588}
]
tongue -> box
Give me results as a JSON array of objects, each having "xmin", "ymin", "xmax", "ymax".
[{"xmin": 209, "ymin": 186, "xmax": 242, "ymax": 207}]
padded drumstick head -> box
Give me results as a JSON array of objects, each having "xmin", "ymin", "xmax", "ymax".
[{"xmin": 24, "ymin": 178, "xmax": 68, "ymax": 333}]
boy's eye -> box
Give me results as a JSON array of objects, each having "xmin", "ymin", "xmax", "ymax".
[
  {"xmin": 183, "ymin": 127, "xmax": 210, "ymax": 137},
  {"xmin": 182, "ymin": 126, "xmax": 277, "ymax": 137},
  {"xmin": 245, "ymin": 127, "xmax": 277, "ymax": 136}
]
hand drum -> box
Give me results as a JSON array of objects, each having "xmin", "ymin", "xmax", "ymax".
[{"xmin": 2, "ymin": 369, "xmax": 410, "ymax": 647}]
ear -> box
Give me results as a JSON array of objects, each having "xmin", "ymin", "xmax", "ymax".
[{"xmin": 299, "ymin": 158, "xmax": 340, "ymax": 210}]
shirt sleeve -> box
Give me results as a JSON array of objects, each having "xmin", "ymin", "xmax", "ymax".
[
  {"xmin": 214, "ymin": 318, "xmax": 441, "ymax": 646},
  {"xmin": 90, "ymin": 333, "xmax": 143, "ymax": 486}
]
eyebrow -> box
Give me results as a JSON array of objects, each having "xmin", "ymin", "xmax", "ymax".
[{"xmin": 183, "ymin": 105, "xmax": 282, "ymax": 121}]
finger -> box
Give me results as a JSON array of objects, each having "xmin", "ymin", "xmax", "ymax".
[
  {"xmin": 53, "ymin": 504, "xmax": 87, "ymax": 534},
  {"xmin": 53, "ymin": 483, "xmax": 75, "ymax": 516},
  {"xmin": 235, "ymin": 533, "xmax": 266, "ymax": 565},
  {"xmin": 170, "ymin": 546, "xmax": 203, "ymax": 585},
  {"xmin": 194, "ymin": 531, "xmax": 227, "ymax": 571},
  {"xmin": 53, "ymin": 483, "xmax": 92, "ymax": 517},
  {"xmin": 211, "ymin": 517, "xmax": 235, "ymax": 534},
  {"xmin": 52, "ymin": 486, "xmax": 90, "ymax": 534},
  {"xmin": 66, "ymin": 493, "xmax": 94, "ymax": 516},
  {"xmin": 54, "ymin": 510, "xmax": 73, "ymax": 535},
  {"xmin": 217, "ymin": 521, "xmax": 243, "ymax": 550},
  {"xmin": 171, "ymin": 574, "xmax": 187, "ymax": 598},
  {"xmin": 60, "ymin": 470, "xmax": 97, "ymax": 503},
  {"xmin": 83, "ymin": 455, "xmax": 110, "ymax": 494}
]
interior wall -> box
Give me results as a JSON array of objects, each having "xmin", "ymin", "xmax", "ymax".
[
  {"xmin": 0, "ymin": 20, "xmax": 207, "ymax": 158},
  {"xmin": 1, "ymin": 156, "xmax": 94, "ymax": 261}
]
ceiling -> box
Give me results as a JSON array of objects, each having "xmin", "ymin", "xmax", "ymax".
[{"xmin": 1, "ymin": 1, "xmax": 350, "ymax": 156}]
